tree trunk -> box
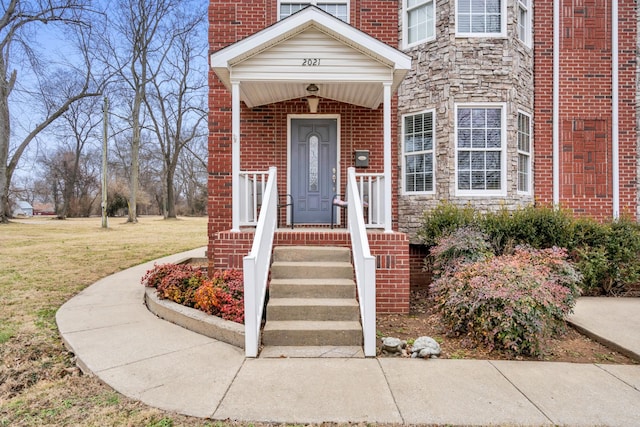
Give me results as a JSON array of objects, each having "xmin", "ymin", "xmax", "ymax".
[
  {"xmin": 166, "ymin": 167, "xmax": 176, "ymax": 218},
  {"xmin": 127, "ymin": 86, "xmax": 142, "ymax": 224}
]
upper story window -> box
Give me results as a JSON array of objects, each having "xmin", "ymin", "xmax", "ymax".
[
  {"xmin": 517, "ymin": 0, "xmax": 531, "ymax": 47},
  {"xmin": 279, "ymin": 1, "xmax": 349, "ymax": 22},
  {"xmin": 403, "ymin": 110, "xmax": 435, "ymax": 194},
  {"xmin": 517, "ymin": 111, "xmax": 532, "ymax": 194},
  {"xmin": 456, "ymin": 0, "xmax": 505, "ymax": 37},
  {"xmin": 455, "ymin": 104, "xmax": 506, "ymax": 196},
  {"xmin": 403, "ymin": 0, "xmax": 435, "ymax": 48}
]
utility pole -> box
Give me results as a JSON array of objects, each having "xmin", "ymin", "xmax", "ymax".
[{"xmin": 101, "ymin": 96, "xmax": 109, "ymax": 229}]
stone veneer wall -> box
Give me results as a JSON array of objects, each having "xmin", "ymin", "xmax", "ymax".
[{"xmin": 397, "ymin": 0, "xmax": 534, "ymax": 241}]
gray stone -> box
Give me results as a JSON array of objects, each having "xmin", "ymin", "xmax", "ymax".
[
  {"xmin": 381, "ymin": 337, "xmax": 406, "ymax": 356},
  {"xmin": 411, "ymin": 336, "xmax": 441, "ymax": 359}
]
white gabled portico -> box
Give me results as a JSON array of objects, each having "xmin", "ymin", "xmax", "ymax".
[{"xmin": 210, "ymin": 5, "xmax": 411, "ymax": 232}]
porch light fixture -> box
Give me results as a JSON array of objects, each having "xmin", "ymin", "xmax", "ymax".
[{"xmin": 306, "ymin": 84, "xmax": 319, "ymax": 113}]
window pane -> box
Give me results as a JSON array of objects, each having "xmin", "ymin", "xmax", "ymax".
[
  {"xmin": 486, "ymin": 0, "xmax": 501, "ymax": 14},
  {"xmin": 472, "ymin": 171, "xmax": 485, "ymax": 189},
  {"xmin": 458, "ymin": 130, "xmax": 471, "ymax": 148},
  {"xmin": 486, "ymin": 151, "xmax": 500, "ymax": 169},
  {"xmin": 458, "ymin": 171, "xmax": 471, "ymax": 190},
  {"xmin": 458, "ymin": 151, "xmax": 470, "ymax": 169},
  {"xmin": 486, "ymin": 108, "xmax": 501, "ymax": 127},
  {"xmin": 471, "ymin": 151, "xmax": 485, "ymax": 170},
  {"xmin": 486, "ymin": 171, "xmax": 501, "ymax": 189},
  {"xmin": 486, "ymin": 15, "xmax": 501, "ymax": 32},
  {"xmin": 458, "ymin": 109, "xmax": 471, "ymax": 127},
  {"xmin": 486, "ymin": 129, "xmax": 501, "ymax": 147},
  {"xmin": 404, "ymin": 111, "xmax": 434, "ymax": 192},
  {"xmin": 456, "ymin": 106, "xmax": 503, "ymax": 193}
]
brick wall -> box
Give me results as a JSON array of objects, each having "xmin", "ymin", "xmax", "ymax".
[
  {"xmin": 212, "ymin": 229, "xmax": 410, "ymax": 313},
  {"xmin": 534, "ymin": 0, "xmax": 637, "ymax": 220},
  {"xmin": 208, "ymin": 0, "xmax": 409, "ymax": 313}
]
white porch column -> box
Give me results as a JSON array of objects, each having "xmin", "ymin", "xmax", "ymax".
[
  {"xmin": 231, "ymin": 81, "xmax": 241, "ymax": 232},
  {"xmin": 383, "ymin": 82, "xmax": 392, "ymax": 232}
]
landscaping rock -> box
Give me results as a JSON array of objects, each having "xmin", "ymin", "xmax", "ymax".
[
  {"xmin": 411, "ymin": 336, "xmax": 441, "ymax": 359},
  {"xmin": 381, "ymin": 337, "xmax": 407, "ymax": 356}
]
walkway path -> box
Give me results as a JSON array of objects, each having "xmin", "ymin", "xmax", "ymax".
[{"xmin": 56, "ymin": 248, "xmax": 640, "ymax": 426}]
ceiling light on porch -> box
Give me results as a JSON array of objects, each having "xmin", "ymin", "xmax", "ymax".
[{"xmin": 306, "ymin": 84, "xmax": 319, "ymax": 113}]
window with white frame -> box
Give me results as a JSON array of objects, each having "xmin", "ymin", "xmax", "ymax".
[
  {"xmin": 517, "ymin": 0, "xmax": 531, "ymax": 46},
  {"xmin": 517, "ymin": 111, "xmax": 532, "ymax": 193},
  {"xmin": 279, "ymin": 1, "xmax": 349, "ymax": 22},
  {"xmin": 403, "ymin": 111, "xmax": 435, "ymax": 193},
  {"xmin": 456, "ymin": 105, "xmax": 505, "ymax": 194},
  {"xmin": 456, "ymin": 0, "xmax": 504, "ymax": 36},
  {"xmin": 404, "ymin": 0, "xmax": 435, "ymax": 47}
]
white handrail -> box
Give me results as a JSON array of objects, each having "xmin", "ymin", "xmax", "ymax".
[
  {"xmin": 243, "ymin": 167, "xmax": 278, "ymax": 357},
  {"xmin": 347, "ymin": 167, "xmax": 376, "ymax": 357},
  {"xmin": 354, "ymin": 172, "xmax": 385, "ymax": 228}
]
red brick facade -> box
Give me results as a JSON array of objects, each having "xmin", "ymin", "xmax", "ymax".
[
  {"xmin": 208, "ymin": 0, "xmax": 410, "ymax": 312},
  {"xmin": 534, "ymin": 0, "xmax": 637, "ymax": 220}
]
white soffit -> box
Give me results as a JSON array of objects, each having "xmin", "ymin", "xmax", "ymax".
[{"xmin": 210, "ymin": 6, "xmax": 411, "ymax": 109}]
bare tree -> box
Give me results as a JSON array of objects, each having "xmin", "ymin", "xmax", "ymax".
[
  {"xmin": 45, "ymin": 81, "xmax": 103, "ymax": 218},
  {"xmin": 0, "ymin": 0, "xmax": 101, "ymax": 223},
  {"xmin": 102, "ymin": 0, "xmax": 183, "ymax": 223},
  {"xmin": 143, "ymin": 8, "xmax": 207, "ymax": 218}
]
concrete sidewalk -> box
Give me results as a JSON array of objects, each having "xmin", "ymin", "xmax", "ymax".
[{"xmin": 57, "ymin": 248, "xmax": 640, "ymax": 426}]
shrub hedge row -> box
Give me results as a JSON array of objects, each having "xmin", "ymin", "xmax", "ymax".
[{"xmin": 419, "ymin": 202, "xmax": 640, "ymax": 296}]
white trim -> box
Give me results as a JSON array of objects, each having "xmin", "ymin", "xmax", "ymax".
[
  {"xmin": 517, "ymin": 0, "xmax": 532, "ymax": 48},
  {"xmin": 211, "ymin": 7, "xmax": 411, "ymax": 73},
  {"xmin": 278, "ymin": 1, "xmax": 350, "ymax": 23},
  {"xmin": 553, "ymin": 0, "xmax": 560, "ymax": 207},
  {"xmin": 286, "ymin": 114, "xmax": 341, "ymax": 225},
  {"xmin": 612, "ymin": 0, "xmax": 620, "ymax": 219},
  {"xmin": 402, "ymin": 0, "xmax": 436, "ymax": 49},
  {"xmin": 454, "ymin": 102, "xmax": 507, "ymax": 197},
  {"xmin": 455, "ymin": 0, "xmax": 507, "ymax": 38},
  {"xmin": 517, "ymin": 110, "xmax": 533, "ymax": 196},
  {"xmin": 231, "ymin": 81, "xmax": 241, "ymax": 232},
  {"xmin": 383, "ymin": 83, "xmax": 392, "ymax": 232},
  {"xmin": 401, "ymin": 109, "xmax": 436, "ymax": 195}
]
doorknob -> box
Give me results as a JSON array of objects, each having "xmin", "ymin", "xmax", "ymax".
[{"xmin": 332, "ymin": 168, "xmax": 336, "ymax": 183}]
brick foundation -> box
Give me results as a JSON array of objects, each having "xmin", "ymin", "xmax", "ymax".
[{"xmin": 210, "ymin": 228, "xmax": 410, "ymax": 313}]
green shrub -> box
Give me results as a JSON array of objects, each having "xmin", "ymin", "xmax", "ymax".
[
  {"xmin": 417, "ymin": 202, "xmax": 478, "ymax": 248},
  {"xmin": 430, "ymin": 245, "xmax": 581, "ymax": 357},
  {"xmin": 480, "ymin": 205, "xmax": 574, "ymax": 254}
]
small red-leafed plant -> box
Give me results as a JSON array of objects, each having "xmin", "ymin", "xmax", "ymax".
[{"xmin": 142, "ymin": 264, "xmax": 244, "ymax": 324}]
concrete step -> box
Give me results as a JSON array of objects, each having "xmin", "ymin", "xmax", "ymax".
[
  {"xmin": 262, "ymin": 320, "xmax": 363, "ymax": 347},
  {"xmin": 269, "ymin": 278, "xmax": 356, "ymax": 299},
  {"xmin": 270, "ymin": 261, "xmax": 353, "ymax": 279},
  {"xmin": 260, "ymin": 346, "xmax": 364, "ymax": 358},
  {"xmin": 273, "ymin": 246, "xmax": 351, "ymax": 263},
  {"xmin": 266, "ymin": 298, "xmax": 360, "ymax": 321}
]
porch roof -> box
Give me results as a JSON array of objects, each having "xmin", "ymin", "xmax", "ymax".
[{"xmin": 210, "ymin": 6, "xmax": 412, "ymax": 109}]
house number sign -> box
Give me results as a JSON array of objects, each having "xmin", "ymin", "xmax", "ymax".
[{"xmin": 302, "ymin": 58, "xmax": 321, "ymax": 66}]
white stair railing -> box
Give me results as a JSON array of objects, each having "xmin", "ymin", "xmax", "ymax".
[
  {"xmin": 347, "ymin": 167, "xmax": 377, "ymax": 357},
  {"xmin": 354, "ymin": 172, "xmax": 385, "ymax": 228},
  {"xmin": 243, "ymin": 167, "xmax": 277, "ymax": 357},
  {"xmin": 239, "ymin": 171, "xmax": 269, "ymax": 226}
]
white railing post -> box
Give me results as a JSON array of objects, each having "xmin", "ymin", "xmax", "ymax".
[
  {"xmin": 347, "ymin": 167, "xmax": 376, "ymax": 357},
  {"xmin": 354, "ymin": 172, "xmax": 385, "ymax": 229},
  {"xmin": 243, "ymin": 167, "xmax": 278, "ymax": 357}
]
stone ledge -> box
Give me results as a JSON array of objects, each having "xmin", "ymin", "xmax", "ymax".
[{"xmin": 144, "ymin": 287, "xmax": 244, "ymax": 349}]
